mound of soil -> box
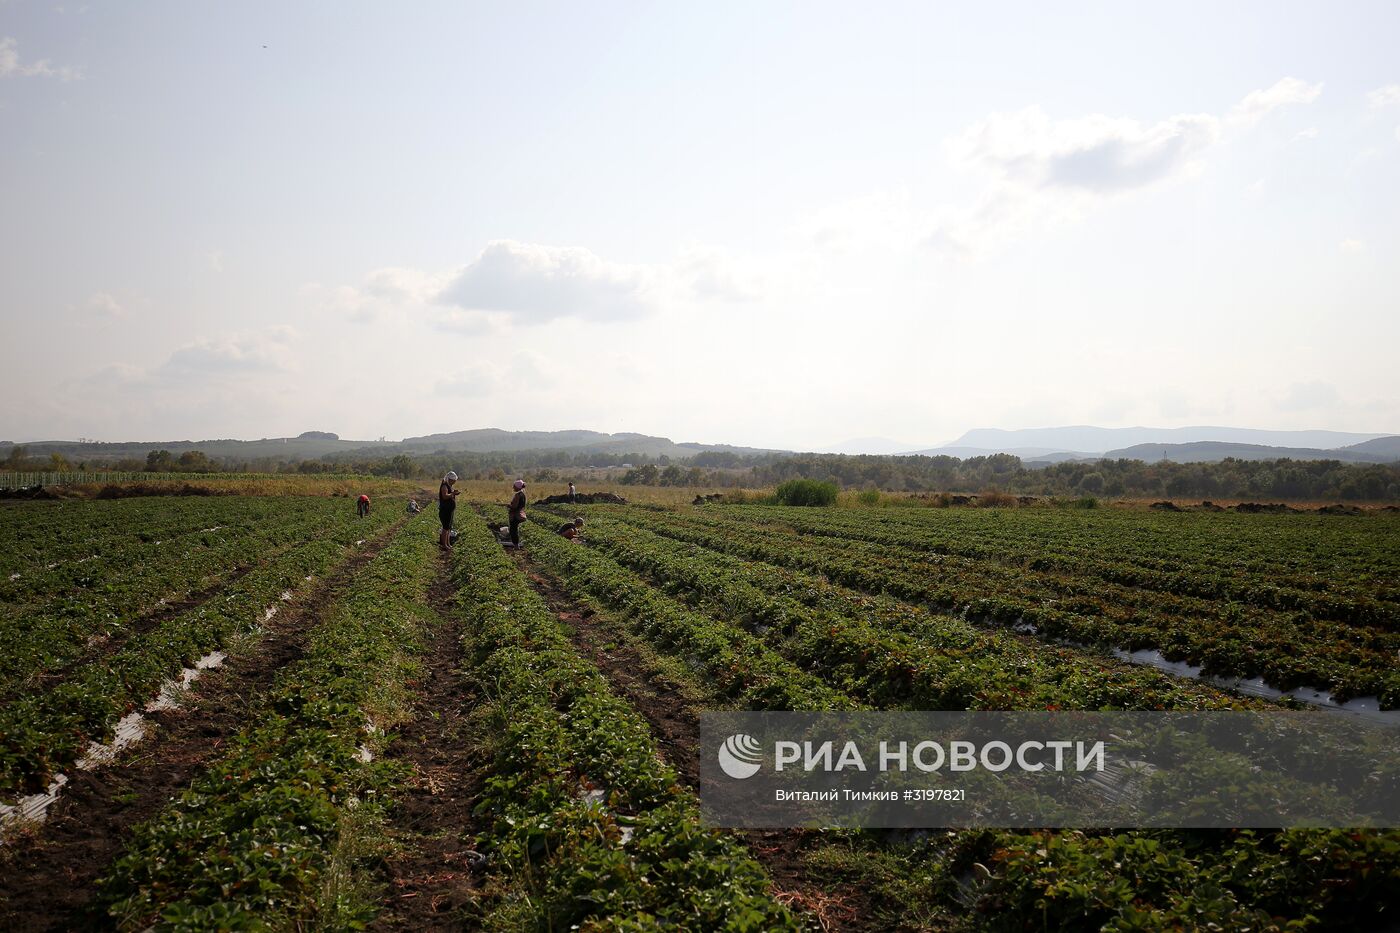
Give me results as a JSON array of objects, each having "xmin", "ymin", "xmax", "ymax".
[
  {"xmin": 1195, "ymin": 501, "xmax": 1225, "ymax": 512},
  {"xmin": 1234, "ymin": 502, "xmax": 1296, "ymax": 514},
  {"xmin": 1317, "ymin": 504, "xmax": 1364, "ymax": 515},
  {"xmin": 0, "ymin": 485, "xmax": 59, "ymax": 500},
  {"xmin": 535, "ymin": 492, "xmax": 627, "ymax": 506},
  {"xmin": 948, "ymin": 494, "xmax": 975, "ymax": 506},
  {"xmin": 1150, "ymin": 501, "xmax": 1182, "ymax": 511},
  {"xmin": 1017, "ymin": 496, "xmax": 1039, "ymax": 506},
  {"xmin": 692, "ymin": 493, "xmax": 726, "ymax": 505}
]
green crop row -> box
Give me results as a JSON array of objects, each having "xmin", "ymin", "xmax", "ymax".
[
  {"xmin": 607, "ymin": 508, "xmax": 1400, "ymax": 707},
  {"xmin": 487, "ymin": 505, "xmax": 852, "ymax": 712},
  {"xmin": 534, "ymin": 506, "xmax": 1400, "ymax": 929},
  {"xmin": 0, "ymin": 498, "xmax": 365, "ymax": 701},
  {"xmin": 726, "ymin": 504, "xmax": 1400, "ymax": 629},
  {"xmin": 96, "ymin": 515, "xmax": 437, "ymax": 930},
  {"xmin": 724, "ymin": 503, "xmax": 1400, "ymax": 610},
  {"xmin": 0, "ymin": 508, "xmax": 401, "ymax": 798},
  {"xmin": 0, "ymin": 497, "xmax": 275, "ymax": 575},
  {"xmin": 452, "ymin": 510, "xmax": 801, "ymax": 930},
  {"xmin": 537, "ymin": 508, "xmax": 1252, "ymax": 713}
]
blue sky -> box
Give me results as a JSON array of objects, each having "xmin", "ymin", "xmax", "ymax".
[{"xmin": 2, "ymin": 1, "xmax": 1397, "ymax": 449}]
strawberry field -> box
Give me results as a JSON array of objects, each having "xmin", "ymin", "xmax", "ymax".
[{"xmin": 2, "ymin": 492, "xmax": 1399, "ymax": 930}]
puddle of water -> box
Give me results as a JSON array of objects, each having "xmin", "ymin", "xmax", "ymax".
[
  {"xmin": 1, "ymin": 649, "xmax": 228, "ymax": 839},
  {"xmin": 0, "ymin": 775, "xmax": 68, "ymax": 831},
  {"xmin": 1110, "ymin": 648, "xmax": 1397, "ymax": 725}
]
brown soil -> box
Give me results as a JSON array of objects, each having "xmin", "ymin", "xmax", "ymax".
[
  {"xmin": 510, "ymin": 552, "xmax": 882, "ymax": 932},
  {"xmin": 369, "ymin": 570, "xmax": 488, "ymax": 931},
  {"xmin": 517, "ymin": 557, "xmax": 700, "ymax": 787},
  {"xmin": 0, "ymin": 520, "xmax": 408, "ymax": 933}
]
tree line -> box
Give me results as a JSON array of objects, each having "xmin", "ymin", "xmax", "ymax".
[{"xmin": 3, "ymin": 444, "xmax": 1396, "ymax": 501}]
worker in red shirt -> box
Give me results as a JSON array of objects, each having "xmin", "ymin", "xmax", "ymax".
[{"xmin": 356, "ymin": 493, "xmax": 370, "ymax": 518}]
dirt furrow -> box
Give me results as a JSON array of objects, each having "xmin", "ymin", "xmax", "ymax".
[
  {"xmin": 0, "ymin": 522, "xmax": 407, "ymax": 933},
  {"xmin": 369, "ymin": 569, "xmax": 487, "ymax": 931},
  {"xmin": 511, "ymin": 550, "xmax": 880, "ymax": 933}
]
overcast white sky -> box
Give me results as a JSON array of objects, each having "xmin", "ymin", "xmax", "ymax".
[{"xmin": 2, "ymin": 1, "xmax": 1397, "ymax": 449}]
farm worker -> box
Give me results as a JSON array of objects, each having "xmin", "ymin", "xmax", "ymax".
[
  {"xmin": 438, "ymin": 472, "xmax": 459, "ymax": 551},
  {"xmin": 407, "ymin": 498, "xmax": 420, "ymax": 514},
  {"xmin": 557, "ymin": 517, "xmax": 584, "ymax": 540},
  {"xmin": 507, "ymin": 479, "xmax": 527, "ymax": 548},
  {"xmin": 568, "ymin": 481, "xmax": 577, "ymax": 504},
  {"xmin": 356, "ymin": 494, "xmax": 370, "ymax": 518}
]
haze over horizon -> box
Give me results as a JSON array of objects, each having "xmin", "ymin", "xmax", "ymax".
[{"xmin": 2, "ymin": 2, "xmax": 1398, "ymax": 450}]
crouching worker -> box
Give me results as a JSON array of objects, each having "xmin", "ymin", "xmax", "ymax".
[
  {"xmin": 439, "ymin": 472, "xmax": 459, "ymax": 551},
  {"xmin": 407, "ymin": 498, "xmax": 421, "ymax": 514},
  {"xmin": 558, "ymin": 517, "xmax": 584, "ymax": 540},
  {"xmin": 356, "ymin": 494, "xmax": 371, "ymax": 518}
]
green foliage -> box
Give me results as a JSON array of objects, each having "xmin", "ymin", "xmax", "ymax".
[
  {"xmin": 98, "ymin": 515, "xmax": 436, "ymax": 928},
  {"xmin": 451, "ymin": 513, "xmax": 801, "ymax": 930},
  {"xmin": 774, "ymin": 478, "xmax": 839, "ymax": 506}
]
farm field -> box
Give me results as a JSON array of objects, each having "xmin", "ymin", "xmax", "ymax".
[{"xmin": 2, "ymin": 491, "xmax": 1399, "ymax": 931}]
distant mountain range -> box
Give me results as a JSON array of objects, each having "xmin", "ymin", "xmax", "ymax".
[
  {"xmin": 5, "ymin": 425, "xmax": 1397, "ymax": 466},
  {"xmin": 882, "ymin": 426, "xmax": 1397, "ymax": 464},
  {"xmin": 1103, "ymin": 436, "xmax": 1400, "ymax": 465},
  {"xmin": 1, "ymin": 429, "xmax": 776, "ymax": 464}
]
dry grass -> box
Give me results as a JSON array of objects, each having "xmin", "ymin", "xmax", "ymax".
[{"xmin": 450, "ymin": 479, "xmax": 770, "ymax": 509}]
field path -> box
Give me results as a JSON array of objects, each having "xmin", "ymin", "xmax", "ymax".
[
  {"xmin": 0, "ymin": 520, "xmax": 408, "ymax": 932},
  {"xmin": 510, "ymin": 548, "xmax": 880, "ymax": 933},
  {"xmin": 369, "ymin": 561, "xmax": 487, "ymax": 931}
]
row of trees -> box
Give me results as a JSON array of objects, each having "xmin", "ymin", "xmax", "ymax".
[{"xmin": 5, "ymin": 442, "xmax": 1397, "ymax": 500}]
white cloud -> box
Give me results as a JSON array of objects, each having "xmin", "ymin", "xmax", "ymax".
[
  {"xmin": 0, "ymin": 36, "xmax": 80, "ymax": 80},
  {"xmin": 435, "ymin": 352, "xmax": 553, "ymax": 398},
  {"xmin": 806, "ymin": 78, "xmax": 1325, "ymax": 261},
  {"xmin": 1228, "ymin": 77, "xmax": 1322, "ymax": 126},
  {"xmin": 1367, "ymin": 84, "xmax": 1400, "ymax": 108},
  {"xmin": 435, "ymin": 368, "xmax": 494, "ymax": 398},
  {"xmin": 160, "ymin": 326, "xmax": 298, "ymax": 376},
  {"xmin": 1339, "ymin": 238, "xmax": 1365, "ymax": 253},
  {"xmin": 86, "ymin": 291, "xmax": 124, "ymax": 317},
  {"xmin": 950, "ymin": 108, "xmax": 1221, "ymax": 193},
  {"xmin": 437, "ymin": 240, "xmax": 656, "ymax": 323},
  {"xmin": 672, "ymin": 245, "xmax": 761, "ymax": 301},
  {"xmin": 1279, "ymin": 381, "xmax": 1341, "ymax": 412},
  {"xmin": 1292, "ymin": 127, "xmax": 1318, "ymax": 141}
]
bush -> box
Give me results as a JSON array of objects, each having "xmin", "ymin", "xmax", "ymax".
[
  {"xmin": 774, "ymin": 479, "xmax": 839, "ymax": 507},
  {"xmin": 856, "ymin": 489, "xmax": 882, "ymax": 506}
]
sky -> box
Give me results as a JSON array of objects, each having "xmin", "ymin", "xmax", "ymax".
[{"xmin": 1, "ymin": 1, "xmax": 1398, "ymax": 451}]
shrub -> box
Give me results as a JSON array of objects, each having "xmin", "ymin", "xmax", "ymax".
[
  {"xmin": 856, "ymin": 489, "xmax": 882, "ymax": 506},
  {"xmin": 774, "ymin": 479, "xmax": 839, "ymax": 507}
]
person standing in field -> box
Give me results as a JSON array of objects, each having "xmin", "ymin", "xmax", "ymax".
[
  {"xmin": 508, "ymin": 479, "xmax": 527, "ymax": 548},
  {"xmin": 568, "ymin": 481, "xmax": 576, "ymax": 504},
  {"xmin": 356, "ymin": 494, "xmax": 370, "ymax": 518},
  {"xmin": 438, "ymin": 472, "xmax": 459, "ymax": 551}
]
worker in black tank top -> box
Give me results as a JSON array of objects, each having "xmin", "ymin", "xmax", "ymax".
[{"xmin": 439, "ymin": 471, "xmax": 459, "ymax": 551}]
